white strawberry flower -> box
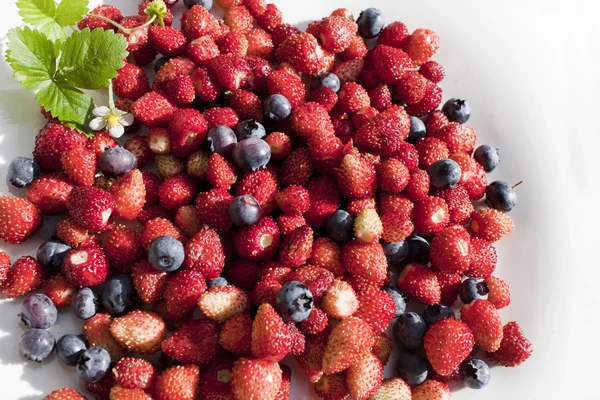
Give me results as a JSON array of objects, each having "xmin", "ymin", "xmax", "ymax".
[{"xmin": 89, "ymin": 81, "xmax": 134, "ymax": 138}]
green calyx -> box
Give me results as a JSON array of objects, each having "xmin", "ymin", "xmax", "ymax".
[{"xmin": 145, "ymin": 0, "xmax": 169, "ymax": 26}]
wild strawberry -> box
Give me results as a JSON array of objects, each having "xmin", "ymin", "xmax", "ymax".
[
  {"xmin": 376, "ymin": 158, "xmax": 409, "ymax": 193},
  {"xmin": 203, "ymin": 108, "xmax": 238, "ymax": 130},
  {"xmin": 487, "ymin": 321, "xmax": 533, "ymax": 366},
  {"xmin": 174, "ymin": 205, "xmax": 201, "ymax": 238},
  {"xmin": 181, "ymin": 4, "xmax": 220, "ymax": 40},
  {"xmin": 290, "ymin": 102, "xmax": 333, "ymax": 141},
  {"xmin": 131, "ymin": 260, "xmax": 167, "ymax": 304},
  {"xmin": 407, "ymin": 28, "xmax": 440, "ymax": 66},
  {"xmin": 430, "ymin": 225, "xmax": 472, "ymax": 273},
  {"xmin": 234, "ymin": 169, "xmax": 278, "ymax": 214},
  {"xmin": 251, "ymin": 278, "xmax": 280, "ymax": 307},
  {"xmin": 56, "ymin": 218, "xmax": 95, "ymax": 247},
  {"xmin": 113, "ymin": 63, "xmax": 150, "ymax": 101},
  {"xmin": 352, "ymin": 107, "xmax": 379, "ymax": 131},
  {"xmin": 161, "ymin": 319, "xmax": 221, "ymax": 365},
  {"xmin": 304, "ymin": 176, "xmax": 342, "ymax": 230},
  {"xmin": 132, "ymin": 43, "xmax": 159, "ymax": 66},
  {"xmin": 137, "ymin": 205, "xmax": 172, "ymax": 225},
  {"xmin": 198, "ymin": 359, "xmax": 235, "ymax": 400},
  {"xmin": 217, "ymin": 31, "xmax": 249, "ymax": 56},
  {"xmin": 183, "ymin": 151, "xmax": 208, "ymax": 180},
  {"xmin": 109, "ymin": 386, "xmax": 153, "ymax": 399},
  {"xmin": 310, "ymin": 237, "xmax": 344, "ymax": 276},
  {"xmin": 425, "ymin": 110, "xmax": 449, "ymax": 134},
  {"xmin": 209, "ymin": 54, "xmax": 251, "ymax": 91},
  {"xmin": 379, "ymin": 193, "xmax": 413, "ymax": 218},
  {"xmin": 411, "ymin": 380, "xmax": 450, "ymax": 400},
  {"xmin": 104, "ymin": 225, "xmax": 144, "ymax": 272},
  {"xmin": 486, "ymin": 276, "xmax": 511, "ymax": 309},
  {"xmin": 228, "ymin": 89, "xmax": 263, "ymax": 121},
  {"xmin": 353, "ymin": 286, "xmax": 395, "ymax": 334},
  {"xmin": 274, "ymin": 185, "xmax": 310, "ymax": 215},
  {"xmin": 243, "ymin": 0, "xmax": 266, "ymax": 16},
  {"xmin": 342, "ymin": 241, "xmax": 387, "ymax": 287},
  {"xmin": 119, "ymin": 15, "xmax": 150, "ymax": 53},
  {"xmin": 267, "ymin": 69, "xmax": 306, "ymax": 107},
  {"xmin": 354, "ymin": 112, "xmax": 410, "ymax": 157},
  {"xmin": 233, "ymin": 216, "xmax": 280, "ymax": 260},
  {"xmin": 0, "ymin": 251, "xmax": 9, "ymax": 286},
  {"xmin": 259, "ymin": 261, "xmax": 292, "ymax": 281},
  {"xmin": 85, "ymin": 367, "xmax": 115, "ymax": 398},
  {"xmin": 341, "ymin": 35, "xmax": 368, "ymax": 60},
  {"xmin": 403, "ymin": 169, "xmax": 429, "ymax": 202},
  {"xmin": 279, "ymin": 148, "xmax": 312, "ymax": 188},
  {"xmin": 187, "ymin": 36, "xmax": 220, "ymax": 65},
  {"xmin": 391, "ymin": 141, "xmax": 419, "ymax": 171},
  {"xmin": 65, "ymin": 187, "xmax": 114, "ymax": 232},
  {"xmin": 397, "ymin": 263, "xmax": 441, "ymax": 305},
  {"xmin": 336, "ymin": 153, "xmax": 376, "ymax": 200},
  {"xmin": 337, "ymin": 82, "xmax": 370, "ymax": 114},
  {"xmin": 372, "ymin": 45, "xmax": 413, "ymax": 84},
  {"xmin": 112, "ymin": 357, "xmax": 156, "ymax": 392},
  {"xmin": 321, "ymin": 279, "xmax": 358, "ymax": 319},
  {"xmin": 190, "ymin": 66, "xmax": 222, "ymax": 101},
  {"xmin": 346, "ymin": 353, "xmax": 383, "ymax": 400},
  {"xmin": 318, "ymin": 15, "xmax": 357, "ymax": 53},
  {"xmin": 132, "ymin": 92, "xmax": 177, "ymax": 128},
  {"xmin": 222, "ymin": 5, "xmax": 253, "ymax": 33},
  {"xmin": 465, "ymin": 237, "xmax": 497, "ymax": 279},
  {"xmin": 307, "ymin": 87, "xmax": 338, "ymax": 112},
  {"xmin": 276, "ymin": 32, "xmax": 327, "ymax": 76},
  {"xmin": 358, "ymin": 69, "xmax": 381, "ymax": 91},
  {"xmin": 223, "ymin": 260, "xmax": 258, "ymax": 290},
  {"xmin": 433, "ymin": 269, "xmax": 461, "ymax": 307},
  {"xmin": 34, "ymin": 122, "xmax": 87, "ymax": 172},
  {"xmin": 435, "ymin": 185, "xmax": 473, "ymax": 225},
  {"xmin": 333, "ymin": 58, "xmax": 364, "ymax": 85},
  {"xmin": 295, "ymin": 329, "xmax": 329, "ymax": 382},
  {"xmin": 270, "ymin": 22, "xmax": 298, "ymax": 48},
  {"xmin": 434, "ymin": 122, "xmax": 476, "ymax": 154},
  {"xmin": 276, "ymin": 214, "xmax": 306, "ymax": 235},
  {"xmin": 164, "ymin": 75, "xmax": 196, "ymax": 104},
  {"xmin": 296, "ymin": 307, "xmax": 326, "ymax": 336},
  {"xmin": 77, "ymin": 5, "xmax": 123, "ymax": 31},
  {"xmin": 183, "ymin": 229, "xmax": 225, "ymax": 279},
  {"xmin": 470, "ymin": 208, "xmax": 513, "ymax": 242},
  {"xmin": 217, "ymin": 313, "xmax": 252, "ymax": 354},
  {"xmin": 138, "ymin": 172, "xmax": 160, "ymax": 207},
  {"xmin": 322, "ymin": 316, "xmax": 374, "ymax": 374},
  {"xmin": 369, "ymin": 377, "xmax": 411, "ymax": 400},
  {"xmin": 415, "ymin": 137, "xmax": 449, "ymax": 170},
  {"xmin": 255, "ymin": 3, "xmax": 283, "ymax": 32},
  {"xmin": 245, "ymin": 28, "xmax": 274, "ymax": 58},
  {"xmin": 61, "ymin": 244, "xmax": 109, "ymax": 288},
  {"xmin": 231, "ymin": 358, "xmax": 282, "ymax": 400},
  {"xmin": 154, "ymin": 57, "xmax": 196, "ymax": 88},
  {"xmin": 405, "ymin": 83, "xmax": 443, "ymax": 117},
  {"xmin": 124, "ymin": 135, "xmax": 154, "ymax": 168},
  {"xmin": 1, "ymin": 256, "xmax": 44, "ymax": 298},
  {"xmin": 43, "ymin": 388, "xmax": 87, "ymax": 400},
  {"xmin": 278, "ymin": 225, "xmax": 313, "ymax": 268},
  {"xmin": 0, "ymin": 196, "xmax": 40, "ymax": 244},
  {"xmin": 419, "ymin": 60, "xmax": 445, "ymax": 82},
  {"xmin": 164, "ymin": 269, "xmax": 206, "ymax": 318},
  {"xmin": 111, "ymin": 169, "xmax": 146, "ymax": 220},
  {"xmin": 195, "ymin": 188, "xmax": 233, "ymax": 233},
  {"xmin": 367, "ymin": 85, "xmax": 392, "ymax": 111},
  {"xmin": 141, "ymin": 217, "xmax": 185, "ymax": 249},
  {"xmin": 371, "ymin": 331, "xmax": 393, "ymax": 365},
  {"xmin": 250, "ymin": 303, "xmax": 291, "ymax": 361},
  {"xmin": 156, "ymin": 175, "xmax": 197, "ymax": 212},
  {"xmin": 155, "ymin": 365, "xmax": 200, "ymax": 400},
  {"xmin": 395, "ymin": 71, "xmax": 429, "ymax": 104},
  {"xmin": 314, "ymin": 373, "xmax": 349, "ymax": 400},
  {"xmin": 461, "ymin": 299, "xmax": 503, "ymax": 352},
  {"xmin": 198, "ymin": 285, "xmax": 251, "ymax": 323},
  {"xmin": 168, "ymin": 109, "xmax": 208, "ymax": 157},
  {"xmin": 148, "ymin": 26, "xmax": 187, "ymax": 57},
  {"xmin": 380, "ymin": 213, "xmax": 413, "ymax": 243},
  {"xmin": 353, "ymin": 208, "xmax": 382, "ymax": 244},
  {"xmin": 285, "ymin": 265, "xmax": 334, "ymax": 304},
  {"xmin": 413, "ymin": 196, "xmax": 450, "ymax": 235},
  {"xmin": 83, "ymin": 313, "xmax": 125, "ymax": 361},
  {"xmin": 378, "ymin": 21, "xmax": 410, "ymax": 48},
  {"xmin": 424, "ymin": 318, "xmax": 475, "ymax": 376},
  {"xmin": 110, "ymin": 310, "xmax": 166, "ymax": 354},
  {"xmin": 449, "ymin": 153, "xmax": 488, "ymax": 200},
  {"xmin": 86, "ymin": 131, "xmax": 118, "ymax": 157}
]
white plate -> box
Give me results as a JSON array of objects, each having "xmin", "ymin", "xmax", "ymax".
[{"xmin": 0, "ymin": 0, "xmax": 599, "ymax": 399}]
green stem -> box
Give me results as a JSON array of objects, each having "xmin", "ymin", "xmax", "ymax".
[
  {"xmin": 108, "ymin": 81, "xmax": 115, "ymax": 110},
  {"xmin": 512, "ymin": 181, "xmax": 523, "ymax": 189},
  {"xmin": 86, "ymin": 14, "xmax": 157, "ymax": 34}
]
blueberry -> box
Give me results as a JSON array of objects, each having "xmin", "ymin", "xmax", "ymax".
[
  {"xmin": 37, "ymin": 239, "xmax": 71, "ymax": 272},
  {"xmin": 148, "ymin": 236, "xmax": 185, "ymax": 272},
  {"xmin": 98, "ymin": 147, "xmax": 137, "ymax": 178},
  {"xmin": 234, "ymin": 119, "xmax": 266, "ymax": 141},
  {"xmin": 404, "ymin": 236, "xmax": 430, "ymax": 265},
  {"xmin": 311, "ymin": 73, "xmax": 341, "ymax": 93},
  {"xmin": 71, "ymin": 288, "xmax": 99, "ymax": 320},
  {"xmin": 407, "ymin": 117, "xmax": 426, "ymax": 144},
  {"xmin": 228, "ymin": 195, "xmax": 262, "ymax": 227},
  {"xmin": 264, "ymin": 94, "xmax": 292, "ymax": 121},
  {"xmin": 442, "ymin": 98, "xmax": 471, "ymax": 124},
  {"xmin": 428, "ymin": 159, "xmax": 461, "ymax": 189},
  {"xmin": 460, "ymin": 278, "xmax": 489, "ymax": 304},
  {"xmin": 383, "ymin": 241, "xmax": 409, "ymax": 265},
  {"xmin": 326, "ymin": 210, "xmax": 354, "ymax": 243},
  {"xmin": 39, "ymin": 215, "xmax": 64, "ymax": 240},
  {"xmin": 461, "ymin": 358, "xmax": 491, "ymax": 389},
  {"xmin": 207, "ymin": 125, "xmax": 238, "ymax": 156},
  {"xmin": 77, "ymin": 347, "xmax": 111, "ymax": 383},
  {"xmin": 385, "ymin": 287, "xmax": 407, "ymax": 318},
  {"xmin": 207, "ymin": 276, "xmax": 230, "ymax": 288},
  {"xmin": 422, "ymin": 304, "xmax": 455, "ymax": 326},
  {"xmin": 474, "ymin": 145, "xmax": 500, "ymax": 173},
  {"xmin": 154, "ymin": 56, "xmax": 170, "ymax": 73},
  {"xmin": 100, "ymin": 274, "xmax": 134, "ymax": 315},
  {"xmin": 56, "ymin": 334, "xmax": 87, "ymax": 366},
  {"xmin": 275, "ymin": 281, "xmax": 314, "ymax": 322},
  {"xmin": 396, "ymin": 351, "xmax": 428, "ymax": 386},
  {"xmin": 394, "ymin": 312, "xmax": 427, "ymax": 350},
  {"xmin": 485, "ymin": 181, "xmax": 517, "ymax": 212},
  {"xmin": 183, "ymin": 0, "xmax": 212, "ymax": 10},
  {"xmin": 20, "ymin": 329, "xmax": 55, "ymax": 362},
  {"xmin": 356, "ymin": 8, "xmax": 384, "ymax": 39},
  {"xmin": 19, "ymin": 293, "xmax": 57, "ymax": 329},
  {"xmin": 8, "ymin": 157, "xmax": 40, "ymax": 188},
  {"xmin": 232, "ymin": 138, "xmax": 271, "ymax": 172}
]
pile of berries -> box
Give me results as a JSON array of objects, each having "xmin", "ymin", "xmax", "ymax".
[{"xmin": 0, "ymin": 0, "xmax": 532, "ymax": 399}]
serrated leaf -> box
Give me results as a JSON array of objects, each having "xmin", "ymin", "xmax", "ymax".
[
  {"xmin": 56, "ymin": 0, "xmax": 89, "ymax": 27},
  {"xmin": 5, "ymin": 27, "xmax": 56, "ymax": 91},
  {"xmin": 16, "ymin": 0, "xmax": 56, "ymax": 26},
  {"xmin": 40, "ymin": 20, "xmax": 68, "ymax": 48},
  {"xmin": 36, "ymin": 80, "xmax": 94, "ymax": 133},
  {"xmin": 56, "ymin": 28, "xmax": 128, "ymax": 90}
]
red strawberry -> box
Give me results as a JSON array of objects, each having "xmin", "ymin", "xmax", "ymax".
[
  {"xmin": 338, "ymin": 82, "xmax": 370, "ymax": 114},
  {"xmin": 407, "ymin": 28, "xmax": 440, "ymax": 66},
  {"xmin": 77, "ymin": 4, "xmax": 122, "ymax": 31},
  {"xmin": 217, "ymin": 31, "xmax": 249, "ymax": 56},
  {"xmin": 85, "ymin": 372, "xmax": 114, "ymax": 399},
  {"xmin": 419, "ymin": 60, "xmax": 445, "ymax": 83},
  {"xmin": 59, "ymin": 147, "xmax": 96, "ymax": 187},
  {"xmin": 112, "ymin": 357, "xmax": 156, "ymax": 392},
  {"xmin": 1, "ymin": 256, "xmax": 44, "ymax": 298},
  {"xmin": 381, "ymin": 212, "xmax": 414, "ymax": 243},
  {"xmin": 470, "ymin": 208, "xmax": 513, "ymax": 242},
  {"xmin": 341, "ymin": 35, "xmax": 368, "ymax": 60},
  {"xmin": 218, "ymin": 313, "xmax": 252, "ymax": 354},
  {"xmin": 155, "ymin": 365, "xmax": 200, "ymax": 400},
  {"xmin": 109, "ymin": 386, "xmax": 153, "ymax": 399},
  {"xmin": 485, "ymin": 276, "xmax": 511, "ymax": 309},
  {"xmin": 297, "ymin": 307, "xmax": 327, "ymax": 336},
  {"xmin": 254, "ymin": 2, "xmax": 282, "ymax": 32},
  {"xmin": 314, "ymin": 373, "xmax": 349, "ymax": 400},
  {"xmin": 246, "ymin": 28, "xmax": 274, "ymax": 58},
  {"xmin": 435, "ymin": 185, "xmax": 474, "ymax": 225},
  {"xmin": 336, "ymin": 153, "xmax": 376, "ymax": 199},
  {"xmin": 280, "ymin": 148, "xmax": 312, "ymax": 187},
  {"xmin": 318, "ymin": 15, "xmax": 357, "ymax": 53},
  {"xmin": 164, "ymin": 269, "xmax": 207, "ymax": 318},
  {"xmin": 411, "ymin": 380, "xmax": 450, "ymax": 400},
  {"xmin": 42, "ymin": 273, "xmax": 74, "ymax": 308},
  {"xmin": 234, "ymin": 216, "xmax": 281, "ymax": 260},
  {"xmin": 354, "ymin": 111, "xmax": 410, "ymax": 157},
  {"xmin": 251, "ymin": 278, "xmax": 281, "ymax": 307},
  {"xmin": 198, "ymin": 285, "xmax": 251, "ymax": 322},
  {"xmin": 181, "ymin": 5, "xmax": 220, "ymax": 40},
  {"xmin": 461, "ymin": 299, "xmax": 503, "ymax": 352},
  {"xmin": 371, "ymin": 331, "xmax": 393, "ymax": 365},
  {"xmin": 276, "ymin": 33, "xmax": 327, "ymax": 76},
  {"xmin": 251, "ymin": 303, "xmax": 292, "ymax": 361},
  {"xmin": 397, "ymin": 263, "xmax": 441, "ymax": 305},
  {"xmin": 434, "ymin": 269, "xmax": 461, "ymax": 307},
  {"xmin": 395, "ymin": 71, "xmax": 429, "ymax": 104},
  {"xmin": 132, "ymin": 92, "xmax": 177, "ymax": 128},
  {"xmin": 0, "ymin": 196, "xmax": 41, "ymax": 244},
  {"xmin": 322, "ymin": 316, "xmax": 374, "ymax": 374},
  {"xmin": 43, "ymin": 389, "xmax": 86, "ymax": 400},
  {"xmin": 231, "ymin": 358, "xmax": 282, "ymax": 400},
  {"xmin": 405, "ymin": 83, "xmax": 443, "ymax": 117},
  {"xmin": 119, "ymin": 15, "xmax": 150, "ymax": 52},
  {"xmin": 190, "ymin": 66, "xmax": 222, "ymax": 102},
  {"xmin": 434, "ymin": 122, "xmax": 476, "ymax": 154},
  {"xmin": 321, "ymin": 279, "xmax": 358, "ymax": 319},
  {"xmin": 347, "ymin": 197, "xmax": 378, "ymax": 216},
  {"xmin": 430, "ymin": 225, "xmax": 471, "ymax": 273},
  {"xmin": 132, "ymin": 43, "xmax": 159, "ymax": 66},
  {"xmin": 61, "ymin": 244, "xmax": 109, "ymax": 288},
  {"xmin": 449, "ymin": 153, "xmax": 488, "ymax": 200},
  {"xmin": 279, "ymin": 226, "xmax": 313, "ymax": 267},
  {"xmin": 308, "ymin": 87, "xmax": 338, "ymax": 112},
  {"xmin": 131, "ymin": 260, "xmax": 167, "ymax": 304},
  {"xmin": 158, "ymin": 174, "xmax": 198, "ymax": 211},
  {"xmin": 141, "ymin": 171, "xmax": 160, "ymax": 206},
  {"xmin": 195, "ymin": 188, "xmax": 233, "ymax": 232},
  {"xmin": 83, "ymin": 314, "xmax": 125, "ymax": 361},
  {"xmin": 342, "ymin": 241, "xmax": 388, "ymax": 288},
  {"xmin": 183, "ymin": 229, "xmax": 225, "ymax": 279},
  {"xmin": 333, "ymin": 58, "xmax": 364, "ymax": 85},
  {"xmin": 405, "ymin": 169, "xmax": 431, "ymax": 202},
  {"xmin": 187, "ymin": 36, "xmax": 220, "ymax": 65},
  {"xmin": 198, "ymin": 359, "xmax": 235, "ymax": 400},
  {"xmin": 225, "ymin": 259, "xmax": 259, "ymax": 290},
  {"xmin": 372, "ymin": 45, "xmax": 413, "ymax": 84},
  {"xmin": 466, "ymin": 237, "xmax": 497, "ymax": 278},
  {"xmin": 162, "ymin": 319, "xmax": 221, "ymax": 365},
  {"xmin": 110, "ymin": 310, "xmax": 166, "ymax": 354},
  {"xmin": 368, "ymin": 84, "xmax": 392, "ymax": 111},
  {"xmin": 379, "ymin": 193, "xmax": 414, "ymax": 217},
  {"xmin": 303, "ymin": 177, "xmax": 342, "ymax": 230},
  {"xmin": 413, "ymin": 196, "xmax": 450, "ymax": 236},
  {"xmin": 149, "ymin": 26, "xmax": 187, "ymax": 57},
  {"xmin": 0, "ymin": 251, "xmax": 10, "ymax": 285},
  {"xmin": 236, "ymin": 167, "xmax": 279, "ymax": 213},
  {"xmin": 391, "ymin": 141, "xmax": 419, "ymax": 171},
  {"xmin": 228, "ymin": 89, "xmax": 263, "ymax": 121},
  {"xmin": 285, "ymin": 265, "xmax": 334, "ymax": 304},
  {"xmin": 103, "ymin": 225, "xmax": 143, "ymax": 272},
  {"xmin": 415, "ymin": 137, "xmax": 449, "ymax": 170},
  {"xmin": 169, "ymin": 108, "xmax": 208, "ymax": 157},
  {"xmin": 124, "ymin": 135, "xmax": 154, "ymax": 169},
  {"xmin": 137, "ymin": 205, "xmax": 172, "ymax": 225},
  {"xmin": 486, "ymin": 321, "xmax": 533, "ymax": 366},
  {"xmin": 111, "ymin": 169, "xmax": 146, "ymax": 220},
  {"xmin": 346, "ymin": 353, "xmax": 383, "ymax": 400},
  {"xmin": 27, "ymin": 173, "xmax": 75, "ymax": 214},
  {"xmin": 378, "ymin": 21, "xmax": 410, "ymax": 48},
  {"xmin": 377, "ymin": 158, "xmax": 409, "ymax": 193},
  {"xmin": 203, "ymin": 107, "xmax": 239, "ymax": 129},
  {"xmin": 424, "ymin": 318, "xmax": 475, "ymax": 376},
  {"xmin": 259, "ymin": 261, "xmax": 292, "ymax": 282},
  {"xmin": 56, "ymin": 218, "xmax": 96, "ymax": 247},
  {"xmin": 275, "ymin": 185, "xmax": 310, "ymax": 215},
  {"xmin": 290, "ymin": 102, "xmax": 333, "ymax": 141},
  {"xmin": 154, "ymin": 57, "xmax": 196, "ymax": 87},
  {"xmin": 66, "ymin": 187, "xmax": 114, "ymax": 231},
  {"xmin": 33, "ymin": 122, "xmax": 87, "ymax": 172},
  {"xmin": 267, "ymin": 69, "xmax": 306, "ymax": 107},
  {"xmin": 140, "ymin": 217, "xmax": 185, "ymax": 249},
  {"xmin": 223, "ymin": 5, "xmax": 253, "ymax": 33},
  {"xmin": 310, "ymin": 237, "xmax": 344, "ymax": 277},
  {"xmin": 174, "ymin": 205, "xmax": 202, "ymax": 238},
  {"xmin": 297, "ymin": 329, "xmax": 329, "ymax": 382},
  {"xmin": 354, "ymin": 286, "xmax": 396, "ymax": 334},
  {"xmin": 369, "ymin": 377, "xmax": 412, "ymax": 400},
  {"xmin": 209, "ymin": 54, "xmax": 251, "ymax": 90},
  {"xmin": 164, "ymin": 74, "xmax": 196, "ymax": 104},
  {"xmin": 113, "ymin": 63, "xmax": 150, "ymax": 101},
  {"xmin": 425, "ymin": 110, "xmax": 449, "ymax": 134},
  {"xmin": 86, "ymin": 131, "xmax": 117, "ymax": 157}
]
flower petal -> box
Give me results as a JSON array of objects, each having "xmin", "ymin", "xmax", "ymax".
[
  {"xmin": 93, "ymin": 106, "xmax": 110, "ymax": 117},
  {"xmin": 109, "ymin": 124, "xmax": 125, "ymax": 138},
  {"xmin": 119, "ymin": 113, "xmax": 135, "ymax": 127},
  {"xmin": 89, "ymin": 117, "xmax": 107, "ymax": 131},
  {"xmin": 112, "ymin": 108, "xmax": 127, "ymax": 116}
]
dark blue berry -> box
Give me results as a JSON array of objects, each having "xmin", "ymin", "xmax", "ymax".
[
  {"xmin": 428, "ymin": 159, "xmax": 461, "ymax": 189},
  {"xmin": 98, "ymin": 147, "xmax": 137, "ymax": 178},
  {"xmin": 148, "ymin": 236, "xmax": 185, "ymax": 272},
  {"xmin": 232, "ymin": 138, "xmax": 271, "ymax": 172},
  {"xmin": 77, "ymin": 347, "xmax": 111, "ymax": 383},
  {"xmin": 485, "ymin": 181, "xmax": 517, "ymax": 212},
  {"xmin": 461, "ymin": 358, "xmax": 491, "ymax": 389},
  {"xmin": 474, "ymin": 145, "xmax": 500, "ymax": 173},
  {"xmin": 56, "ymin": 334, "xmax": 87, "ymax": 366},
  {"xmin": 207, "ymin": 125, "xmax": 238, "ymax": 156},
  {"xmin": 183, "ymin": 0, "xmax": 212, "ymax": 10},
  {"xmin": 442, "ymin": 98, "xmax": 471, "ymax": 124},
  {"xmin": 385, "ymin": 287, "xmax": 407, "ymax": 318},
  {"xmin": 407, "ymin": 116, "xmax": 426, "ymax": 144},
  {"xmin": 394, "ymin": 312, "xmax": 427, "ymax": 350},
  {"xmin": 404, "ymin": 236, "xmax": 430, "ymax": 265},
  {"xmin": 311, "ymin": 73, "xmax": 341, "ymax": 93},
  {"xmin": 356, "ymin": 8, "xmax": 384, "ymax": 39},
  {"xmin": 36, "ymin": 238, "xmax": 71, "ymax": 272},
  {"xmin": 100, "ymin": 274, "xmax": 134, "ymax": 315},
  {"xmin": 264, "ymin": 94, "xmax": 292, "ymax": 121},
  {"xmin": 422, "ymin": 304, "xmax": 455, "ymax": 326},
  {"xmin": 383, "ymin": 241, "xmax": 409, "ymax": 265},
  {"xmin": 39, "ymin": 216, "xmax": 63, "ymax": 240},
  {"xmin": 207, "ymin": 276, "xmax": 230, "ymax": 288},
  {"xmin": 19, "ymin": 293, "xmax": 57, "ymax": 329},
  {"xmin": 20, "ymin": 329, "xmax": 55, "ymax": 362},
  {"xmin": 460, "ymin": 278, "xmax": 489, "ymax": 304},
  {"xmin": 228, "ymin": 195, "xmax": 262, "ymax": 227},
  {"xmin": 396, "ymin": 351, "xmax": 428, "ymax": 386},
  {"xmin": 275, "ymin": 281, "xmax": 314, "ymax": 322},
  {"xmin": 8, "ymin": 157, "xmax": 40, "ymax": 188},
  {"xmin": 234, "ymin": 119, "xmax": 266, "ymax": 141},
  {"xmin": 71, "ymin": 287, "xmax": 98, "ymax": 320},
  {"xmin": 326, "ymin": 210, "xmax": 354, "ymax": 244},
  {"xmin": 154, "ymin": 56, "xmax": 170, "ymax": 73}
]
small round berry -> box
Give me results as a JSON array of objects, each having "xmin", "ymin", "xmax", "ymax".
[
  {"xmin": 71, "ymin": 288, "xmax": 98, "ymax": 320},
  {"xmin": 474, "ymin": 145, "xmax": 500, "ymax": 173},
  {"xmin": 396, "ymin": 350, "xmax": 428, "ymax": 386},
  {"xmin": 428, "ymin": 159, "xmax": 461, "ymax": 189},
  {"xmin": 77, "ymin": 346, "xmax": 111, "ymax": 383},
  {"xmin": 422, "ymin": 304, "xmax": 455, "ymax": 326},
  {"xmin": 207, "ymin": 276, "xmax": 230, "ymax": 288},
  {"xmin": 154, "ymin": 57, "xmax": 170, "ymax": 73},
  {"xmin": 485, "ymin": 181, "xmax": 517, "ymax": 212},
  {"xmin": 404, "ymin": 236, "xmax": 430, "ymax": 265},
  {"xmin": 407, "ymin": 116, "xmax": 426, "ymax": 144},
  {"xmin": 207, "ymin": 125, "xmax": 238, "ymax": 156},
  {"xmin": 234, "ymin": 119, "xmax": 266, "ymax": 141},
  {"xmin": 8, "ymin": 157, "xmax": 40, "ymax": 188},
  {"xmin": 100, "ymin": 274, "xmax": 134, "ymax": 315},
  {"xmin": 442, "ymin": 98, "xmax": 471, "ymax": 124},
  {"xmin": 228, "ymin": 195, "xmax": 262, "ymax": 227},
  {"xmin": 326, "ymin": 210, "xmax": 355, "ymax": 244},
  {"xmin": 97, "ymin": 146, "xmax": 137, "ymax": 178},
  {"xmin": 20, "ymin": 329, "xmax": 55, "ymax": 362},
  {"xmin": 148, "ymin": 236, "xmax": 185, "ymax": 272},
  {"xmin": 275, "ymin": 281, "xmax": 314, "ymax": 322},
  {"xmin": 19, "ymin": 293, "xmax": 57, "ymax": 329},
  {"xmin": 311, "ymin": 72, "xmax": 341, "ymax": 93},
  {"xmin": 356, "ymin": 8, "xmax": 384, "ymax": 39},
  {"xmin": 263, "ymin": 94, "xmax": 292, "ymax": 121},
  {"xmin": 56, "ymin": 334, "xmax": 87, "ymax": 366},
  {"xmin": 383, "ymin": 241, "xmax": 409, "ymax": 265},
  {"xmin": 385, "ymin": 287, "xmax": 407, "ymax": 318},
  {"xmin": 232, "ymin": 138, "xmax": 271, "ymax": 172},
  {"xmin": 184, "ymin": 0, "xmax": 212, "ymax": 9},
  {"xmin": 36, "ymin": 238, "xmax": 71, "ymax": 272},
  {"xmin": 460, "ymin": 278, "xmax": 489, "ymax": 304},
  {"xmin": 394, "ymin": 312, "xmax": 427, "ymax": 351},
  {"xmin": 461, "ymin": 358, "xmax": 491, "ymax": 389}
]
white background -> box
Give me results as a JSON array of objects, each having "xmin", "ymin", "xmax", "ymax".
[{"xmin": 0, "ymin": 0, "xmax": 599, "ymax": 399}]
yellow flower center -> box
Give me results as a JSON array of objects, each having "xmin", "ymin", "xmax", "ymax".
[{"xmin": 106, "ymin": 113, "xmax": 120, "ymax": 128}]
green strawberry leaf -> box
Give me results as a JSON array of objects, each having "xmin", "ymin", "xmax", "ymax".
[
  {"xmin": 36, "ymin": 81, "xmax": 95, "ymax": 134},
  {"xmin": 5, "ymin": 26, "xmax": 56, "ymax": 91},
  {"xmin": 55, "ymin": 0, "xmax": 89, "ymax": 27},
  {"xmin": 16, "ymin": 0, "xmax": 57, "ymax": 26}
]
